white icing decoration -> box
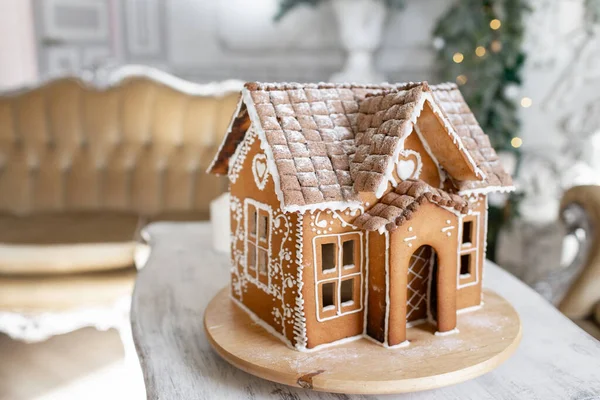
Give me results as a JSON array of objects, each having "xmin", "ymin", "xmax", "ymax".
[
  {"xmin": 251, "ymin": 153, "xmax": 269, "ymax": 190},
  {"xmin": 435, "ymin": 328, "xmax": 460, "ymax": 336},
  {"xmin": 396, "ymin": 150, "xmax": 422, "ymax": 180},
  {"xmin": 293, "ymin": 214, "xmax": 308, "ymax": 350},
  {"xmin": 314, "ymin": 212, "xmax": 328, "ymax": 228},
  {"xmin": 458, "ymin": 185, "xmax": 515, "ymax": 196},
  {"xmin": 384, "ymin": 231, "xmax": 391, "ymax": 346},
  {"xmin": 313, "ymin": 209, "xmax": 360, "ymax": 230}
]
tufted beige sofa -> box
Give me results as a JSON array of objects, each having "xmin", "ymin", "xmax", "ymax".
[{"xmin": 0, "ymin": 68, "xmax": 240, "ymax": 313}]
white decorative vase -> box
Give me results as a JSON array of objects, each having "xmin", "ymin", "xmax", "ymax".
[{"xmin": 330, "ymin": 0, "xmax": 386, "ymax": 83}]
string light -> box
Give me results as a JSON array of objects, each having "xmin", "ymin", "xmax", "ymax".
[
  {"xmin": 491, "ymin": 40, "xmax": 502, "ymax": 53},
  {"xmin": 475, "ymin": 46, "xmax": 486, "ymax": 57},
  {"xmin": 456, "ymin": 75, "xmax": 468, "ymax": 85},
  {"xmin": 520, "ymin": 97, "xmax": 532, "ymax": 108},
  {"xmin": 453, "ymin": 52, "xmax": 464, "ymax": 63},
  {"xmin": 490, "ymin": 19, "xmax": 501, "ymax": 30},
  {"xmin": 511, "ymin": 137, "xmax": 523, "ymax": 148}
]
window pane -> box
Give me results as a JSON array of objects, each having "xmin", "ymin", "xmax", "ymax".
[
  {"xmin": 460, "ymin": 253, "xmax": 471, "ymax": 275},
  {"xmin": 462, "ymin": 221, "xmax": 473, "ymax": 245},
  {"xmin": 340, "ymin": 278, "xmax": 354, "ymax": 304},
  {"xmin": 259, "ymin": 214, "xmax": 268, "ymax": 240},
  {"xmin": 247, "ymin": 243, "xmax": 256, "ymax": 271},
  {"xmin": 258, "ymin": 249, "xmax": 269, "ymax": 285},
  {"xmin": 249, "ymin": 207, "xmax": 257, "ymax": 236},
  {"xmin": 322, "ymin": 282, "xmax": 335, "ymax": 309},
  {"xmin": 321, "ymin": 243, "xmax": 336, "ymax": 272},
  {"xmin": 342, "ymin": 240, "xmax": 354, "ymax": 267},
  {"xmin": 258, "ymin": 250, "xmax": 267, "ymax": 275}
]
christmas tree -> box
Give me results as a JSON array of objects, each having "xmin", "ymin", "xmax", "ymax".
[{"xmin": 433, "ymin": 0, "xmax": 529, "ymax": 260}]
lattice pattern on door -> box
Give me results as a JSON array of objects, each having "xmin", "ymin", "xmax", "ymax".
[{"xmin": 406, "ymin": 245, "xmax": 435, "ymax": 323}]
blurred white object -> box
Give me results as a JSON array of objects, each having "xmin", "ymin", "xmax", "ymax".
[
  {"xmin": 497, "ymin": 151, "xmax": 518, "ymax": 176},
  {"xmin": 0, "ymin": 296, "xmax": 130, "ymax": 342},
  {"xmin": 488, "ymin": 151, "xmax": 519, "ymax": 207},
  {"xmin": 210, "ymin": 192, "xmax": 231, "ymax": 253},
  {"xmin": 560, "ymin": 230, "xmax": 583, "ymax": 268},
  {"xmin": 330, "ymin": 0, "xmax": 386, "ymax": 83},
  {"xmin": 515, "ymin": 152, "xmax": 561, "ymax": 224}
]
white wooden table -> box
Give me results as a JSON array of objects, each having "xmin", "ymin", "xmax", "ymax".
[{"xmin": 131, "ymin": 222, "xmax": 600, "ymax": 399}]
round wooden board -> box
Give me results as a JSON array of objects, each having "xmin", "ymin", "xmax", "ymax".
[{"xmin": 204, "ymin": 287, "xmax": 522, "ymax": 395}]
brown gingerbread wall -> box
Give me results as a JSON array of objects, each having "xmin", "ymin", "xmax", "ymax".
[
  {"xmin": 366, "ymin": 230, "xmax": 387, "ymax": 343},
  {"xmin": 228, "ymin": 126, "xmax": 302, "ymax": 347},
  {"xmin": 387, "ymin": 202, "xmax": 460, "ymax": 346}
]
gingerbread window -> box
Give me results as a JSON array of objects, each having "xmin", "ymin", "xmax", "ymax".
[
  {"xmin": 458, "ymin": 213, "xmax": 480, "ymax": 286},
  {"xmin": 313, "ymin": 233, "xmax": 363, "ymax": 321},
  {"xmin": 245, "ymin": 199, "xmax": 271, "ymax": 290}
]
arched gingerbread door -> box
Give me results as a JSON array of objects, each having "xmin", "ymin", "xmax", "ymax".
[{"xmin": 406, "ymin": 245, "xmax": 438, "ymax": 325}]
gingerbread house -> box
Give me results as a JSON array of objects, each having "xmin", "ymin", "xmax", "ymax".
[{"xmin": 207, "ymin": 81, "xmax": 513, "ymax": 351}]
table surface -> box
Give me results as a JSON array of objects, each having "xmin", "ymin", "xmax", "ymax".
[{"xmin": 131, "ymin": 222, "xmax": 600, "ymax": 400}]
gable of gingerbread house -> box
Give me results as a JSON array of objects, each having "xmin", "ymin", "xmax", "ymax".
[{"xmin": 351, "ymin": 83, "xmax": 486, "ymax": 198}]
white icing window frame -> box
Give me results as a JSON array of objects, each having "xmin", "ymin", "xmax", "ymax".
[
  {"xmin": 244, "ymin": 198, "xmax": 272, "ymax": 293},
  {"xmin": 457, "ymin": 211, "xmax": 480, "ymax": 288},
  {"xmin": 313, "ymin": 232, "xmax": 364, "ymax": 322}
]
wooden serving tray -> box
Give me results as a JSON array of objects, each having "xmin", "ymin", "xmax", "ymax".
[{"xmin": 205, "ymin": 287, "xmax": 521, "ymax": 395}]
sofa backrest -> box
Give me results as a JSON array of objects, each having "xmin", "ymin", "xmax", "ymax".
[{"xmin": 0, "ymin": 67, "xmax": 241, "ymax": 217}]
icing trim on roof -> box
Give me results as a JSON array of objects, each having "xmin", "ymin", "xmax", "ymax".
[
  {"xmin": 244, "ymin": 81, "xmax": 424, "ymax": 92},
  {"xmin": 423, "ymin": 93, "xmax": 485, "ymax": 180},
  {"xmin": 458, "ymin": 185, "xmax": 516, "ymax": 196},
  {"xmin": 206, "ymin": 96, "xmax": 245, "ymax": 174}
]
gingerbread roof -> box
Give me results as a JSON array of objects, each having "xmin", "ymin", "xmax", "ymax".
[
  {"xmin": 354, "ymin": 180, "xmax": 469, "ymax": 232},
  {"xmin": 430, "ymin": 84, "xmax": 513, "ymax": 192},
  {"xmin": 207, "ymin": 82, "xmax": 513, "ymax": 212}
]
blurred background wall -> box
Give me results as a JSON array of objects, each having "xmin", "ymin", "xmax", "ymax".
[
  {"xmin": 0, "ymin": 0, "xmax": 38, "ymax": 89},
  {"xmin": 27, "ymin": 0, "xmax": 446, "ymax": 83}
]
